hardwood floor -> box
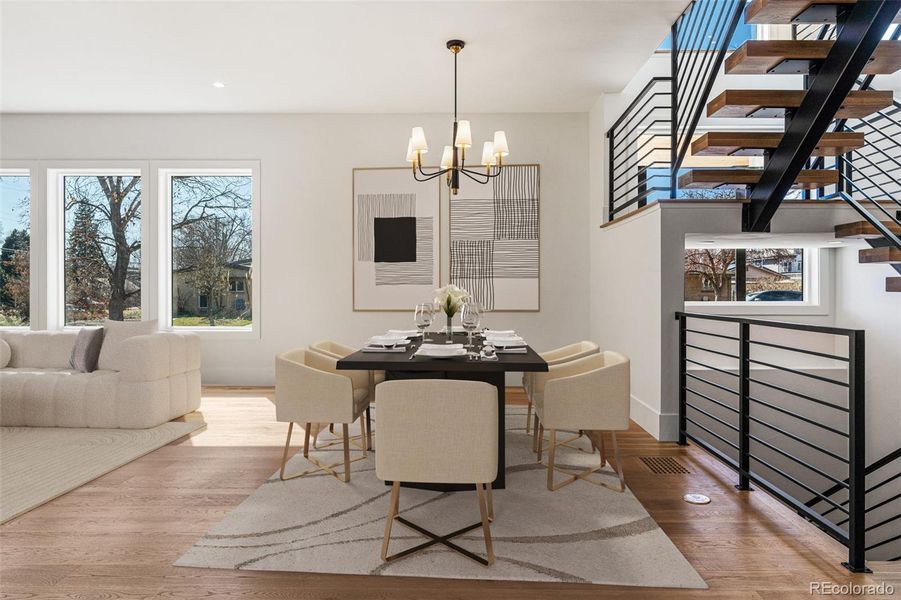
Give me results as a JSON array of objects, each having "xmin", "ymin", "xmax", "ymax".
[{"xmin": 1, "ymin": 387, "xmax": 895, "ymax": 599}]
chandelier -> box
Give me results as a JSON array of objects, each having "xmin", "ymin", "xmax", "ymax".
[{"xmin": 405, "ymin": 39, "xmax": 510, "ymax": 195}]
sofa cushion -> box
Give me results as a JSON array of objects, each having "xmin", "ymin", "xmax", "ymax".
[
  {"xmin": 0, "ymin": 331, "xmax": 78, "ymax": 368},
  {"xmin": 0, "ymin": 338, "xmax": 9, "ymax": 368},
  {"xmin": 98, "ymin": 319, "xmax": 158, "ymax": 372},
  {"xmin": 0, "ymin": 368, "xmax": 121, "ymax": 428},
  {"xmin": 69, "ymin": 327, "xmax": 105, "ymax": 373}
]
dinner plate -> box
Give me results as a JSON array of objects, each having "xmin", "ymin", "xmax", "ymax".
[
  {"xmin": 415, "ymin": 347, "xmax": 467, "ymax": 358},
  {"xmin": 491, "ymin": 340, "xmax": 527, "ymax": 348}
]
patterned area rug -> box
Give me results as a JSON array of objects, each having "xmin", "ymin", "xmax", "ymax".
[
  {"xmin": 0, "ymin": 420, "xmax": 205, "ymax": 523},
  {"xmin": 176, "ymin": 408, "xmax": 706, "ymax": 588}
]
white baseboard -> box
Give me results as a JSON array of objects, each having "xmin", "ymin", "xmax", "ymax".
[
  {"xmin": 629, "ymin": 395, "xmax": 680, "ymax": 442},
  {"xmin": 201, "ymin": 366, "xmax": 274, "ymax": 387},
  {"xmin": 630, "ymin": 395, "xmax": 660, "ymax": 439}
]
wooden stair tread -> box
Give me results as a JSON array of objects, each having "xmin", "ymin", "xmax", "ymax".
[
  {"xmin": 887, "ymin": 277, "xmax": 901, "ymax": 292},
  {"xmin": 707, "ymin": 89, "xmax": 894, "ymax": 119},
  {"xmin": 692, "ymin": 131, "xmax": 865, "ymax": 157},
  {"xmin": 859, "ymin": 246, "xmax": 901, "ymax": 263},
  {"xmin": 678, "ymin": 168, "xmax": 838, "ymax": 189},
  {"xmin": 746, "ymin": 0, "xmax": 901, "ymax": 25},
  {"xmin": 725, "ymin": 40, "xmax": 901, "ymax": 75},
  {"xmin": 835, "ymin": 220, "xmax": 901, "ymax": 238}
]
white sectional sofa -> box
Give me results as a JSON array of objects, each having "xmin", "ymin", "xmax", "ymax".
[{"xmin": 0, "ymin": 329, "xmax": 201, "ymax": 429}]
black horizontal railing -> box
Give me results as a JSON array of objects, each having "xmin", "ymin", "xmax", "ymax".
[
  {"xmin": 676, "ymin": 312, "xmax": 869, "ymax": 572},
  {"xmin": 605, "ymin": 0, "xmax": 743, "ymax": 222},
  {"xmin": 806, "ymin": 447, "xmax": 901, "ymax": 562},
  {"xmin": 812, "ymin": 78, "xmax": 901, "ymax": 251},
  {"xmin": 606, "ymin": 77, "xmax": 673, "ymax": 220}
]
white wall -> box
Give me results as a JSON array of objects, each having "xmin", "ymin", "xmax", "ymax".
[
  {"xmin": 833, "ymin": 240, "xmax": 901, "ymax": 461},
  {"xmin": 0, "ymin": 112, "xmax": 590, "ymax": 385}
]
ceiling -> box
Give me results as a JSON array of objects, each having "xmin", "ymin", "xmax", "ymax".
[{"xmin": 0, "ymin": 0, "xmax": 688, "ymax": 114}]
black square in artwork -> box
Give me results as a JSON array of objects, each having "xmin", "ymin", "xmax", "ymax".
[{"xmin": 374, "ymin": 217, "xmax": 417, "ymax": 262}]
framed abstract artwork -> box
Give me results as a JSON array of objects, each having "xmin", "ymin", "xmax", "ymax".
[
  {"xmin": 448, "ymin": 164, "xmax": 540, "ymax": 311},
  {"xmin": 352, "ymin": 168, "xmax": 441, "ymax": 311}
]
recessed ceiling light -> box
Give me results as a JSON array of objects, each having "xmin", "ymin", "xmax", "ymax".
[
  {"xmin": 827, "ymin": 240, "xmax": 842, "ymax": 245},
  {"xmin": 212, "ymin": 81, "xmax": 226, "ymax": 89},
  {"xmin": 698, "ymin": 240, "xmax": 717, "ymax": 245}
]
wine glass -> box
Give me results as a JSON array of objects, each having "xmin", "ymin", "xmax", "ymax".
[
  {"xmin": 414, "ymin": 303, "xmax": 433, "ymax": 342},
  {"xmin": 460, "ymin": 301, "xmax": 482, "ymax": 352}
]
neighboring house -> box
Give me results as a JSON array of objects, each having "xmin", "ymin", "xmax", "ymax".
[
  {"xmin": 173, "ymin": 259, "xmax": 251, "ymax": 318},
  {"xmin": 684, "ymin": 264, "xmax": 792, "ymax": 302}
]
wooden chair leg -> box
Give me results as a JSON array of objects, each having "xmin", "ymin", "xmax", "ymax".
[
  {"xmin": 532, "ymin": 414, "xmax": 540, "ymax": 452},
  {"xmin": 546, "ymin": 429, "xmax": 557, "ymax": 490},
  {"xmin": 303, "ymin": 422, "xmax": 312, "ymax": 458},
  {"xmin": 536, "ymin": 422, "xmax": 544, "ymax": 462},
  {"xmin": 279, "ymin": 423, "xmax": 295, "ymax": 480},
  {"xmin": 381, "ymin": 481, "xmax": 401, "ymax": 561},
  {"xmin": 342, "ymin": 423, "xmax": 351, "ymax": 483},
  {"xmin": 525, "ymin": 401, "xmax": 533, "ymax": 434},
  {"xmin": 599, "ymin": 431, "xmax": 608, "ymax": 467},
  {"xmin": 476, "ymin": 483, "xmax": 495, "ymax": 565},
  {"xmin": 610, "ymin": 431, "xmax": 626, "ymax": 492},
  {"xmin": 486, "ymin": 483, "xmax": 494, "ymax": 522}
]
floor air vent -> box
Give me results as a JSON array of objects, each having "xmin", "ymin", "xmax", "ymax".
[{"xmin": 639, "ymin": 456, "xmax": 691, "ymax": 474}]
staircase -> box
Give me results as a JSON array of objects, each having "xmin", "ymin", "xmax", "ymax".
[{"xmin": 689, "ymin": 0, "xmax": 901, "ymax": 292}]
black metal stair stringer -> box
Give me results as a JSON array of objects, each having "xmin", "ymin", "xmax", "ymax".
[{"xmin": 745, "ymin": 0, "xmax": 901, "ymax": 232}]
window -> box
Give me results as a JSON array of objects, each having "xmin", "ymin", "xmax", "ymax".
[
  {"xmin": 658, "ymin": 11, "xmax": 755, "ymax": 51},
  {"xmin": 684, "ymin": 248, "xmax": 806, "ymax": 303},
  {"xmin": 62, "ymin": 174, "xmax": 142, "ymax": 325},
  {"xmin": 0, "ymin": 172, "xmax": 30, "ymax": 326},
  {"xmin": 169, "ymin": 172, "xmax": 253, "ymax": 328}
]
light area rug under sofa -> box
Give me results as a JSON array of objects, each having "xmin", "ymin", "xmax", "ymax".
[
  {"xmin": 0, "ymin": 420, "xmax": 204, "ymax": 523},
  {"xmin": 176, "ymin": 408, "xmax": 706, "ymax": 589}
]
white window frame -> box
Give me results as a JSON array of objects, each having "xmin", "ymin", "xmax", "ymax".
[
  {"xmin": 684, "ymin": 248, "xmax": 832, "ymax": 316},
  {"xmin": 156, "ymin": 161, "xmax": 260, "ymax": 339},
  {"xmin": 46, "ymin": 163, "xmax": 150, "ymax": 329},
  {"xmin": 0, "ymin": 164, "xmax": 37, "ymax": 330}
]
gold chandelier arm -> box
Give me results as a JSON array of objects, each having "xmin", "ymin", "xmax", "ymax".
[
  {"xmin": 417, "ymin": 162, "xmax": 449, "ymax": 179},
  {"xmin": 414, "ymin": 164, "xmax": 450, "ymax": 182},
  {"xmin": 460, "ymin": 164, "xmax": 503, "ymax": 181}
]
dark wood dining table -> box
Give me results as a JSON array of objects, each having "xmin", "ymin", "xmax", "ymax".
[{"xmin": 336, "ymin": 332, "xmax": 548, "ymax": 491}]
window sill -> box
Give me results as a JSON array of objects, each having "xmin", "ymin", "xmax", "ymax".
[
  {"xmin": 683, "ymin": 301, "xmax": 829, "ymax": 317},
  {"xmin": 166, "ymin": 326, "xmax": 259, "ymax": 340}
]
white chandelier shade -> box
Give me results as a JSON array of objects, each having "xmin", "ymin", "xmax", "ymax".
[{"xmin": 404, "ymin": 39, "xmax": 509, "ymax": 195}]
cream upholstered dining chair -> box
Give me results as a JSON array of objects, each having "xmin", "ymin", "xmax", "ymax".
[
  {"xmin": 376, "ymin": 379, "xmax": 498, "ymax": 566},
  {"xmin": 274, "ymin": 349, "xmax": 372, "ymax": 483},
  {"xmin": 524, "ymin": 341, "xmax": 600, "ymax": 435},
  {"xmin": 532, "ymin": 351, "xmax": 630, "ymax": 492},
  {"xmin": 308, "ymin": 339, "xmax": 381, "ymax": 450}
]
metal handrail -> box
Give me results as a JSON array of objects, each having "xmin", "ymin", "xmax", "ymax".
[{"xmin": 676, "ymin": 312, "xmax": 869, "ymax": 572}]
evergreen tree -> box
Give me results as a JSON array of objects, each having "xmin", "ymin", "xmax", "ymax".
[
  {"xmin": 65, "ymin": 204, "xmax": 109, "ymax": 319},
  {"xmin": 0, "ymin": 229, "xmax": 30, "ymax": 318}
]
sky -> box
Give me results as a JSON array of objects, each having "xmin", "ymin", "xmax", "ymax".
[{"xmin": 0, "ymin": 176, "xmax": 30, "ymax": 242}]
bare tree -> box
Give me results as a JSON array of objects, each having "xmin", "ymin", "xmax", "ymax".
[
  {"xmin": 64, "ymin": 175, "xmax": 251, "ymax": 321},
  {"xmin": 684, "ymin": 248, "xmax": 736, "ymax": 301},
  {"xmin": 175, "ymin": 216, "xmax": 248, "ymax": 326}
]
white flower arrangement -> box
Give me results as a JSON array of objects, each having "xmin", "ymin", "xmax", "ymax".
[{"xmin": 434, "ymin": 284, "xmax": 470, "ymax": 318}]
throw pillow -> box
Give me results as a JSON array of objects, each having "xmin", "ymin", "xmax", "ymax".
[
  {"xmin": 69, "ymin": 327, "xmax": 105, "ymax": 373},
  {"xmin": 0, "ymin": 338, "xmax": 10, "ymax": 368},
  {"xmin": 98, "ymin": 319, "xmax": 158, "ymax": 372}
]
